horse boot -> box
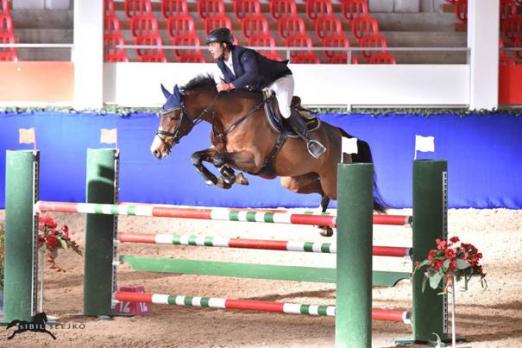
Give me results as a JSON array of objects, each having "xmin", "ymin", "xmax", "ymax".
[{"xmin": 286, "ymin": 111, "xmax": 326, "ymax": 159}]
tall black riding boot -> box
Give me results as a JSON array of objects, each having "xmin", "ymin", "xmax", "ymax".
[{"xmin": 286, "ymin": 112, "xmax": 326, "ymax": 159}]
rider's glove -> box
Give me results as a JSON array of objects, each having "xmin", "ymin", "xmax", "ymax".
[{"xmin": 217, "ymin": 82, "xmax": 234, "ymax": 92}]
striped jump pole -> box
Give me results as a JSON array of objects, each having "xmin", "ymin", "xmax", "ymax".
[
  {"xmin": 114, "ymin": 291, "xmax": 410, "ymax": 324},
  {"xmin": 35, "ymin": 201, "xmax": 411, "ymax": 227},
  {"xmin": 117, "ymin": 232, "xmax": 411, "ymax": 257}
]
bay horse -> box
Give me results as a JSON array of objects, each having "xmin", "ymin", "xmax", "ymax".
[{"xmin": 150, "ymin": 75, "xmax": 385, "ymax": 235}]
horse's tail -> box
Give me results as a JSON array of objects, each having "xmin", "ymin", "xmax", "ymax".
[{"xmin": 339, "ymin": 129, "xmax": 387, "ymax": 213}]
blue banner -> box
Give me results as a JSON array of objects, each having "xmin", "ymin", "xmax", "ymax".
[{"xmin": 1, "ymin": 111, "xmax": 521, "ymax": 209}]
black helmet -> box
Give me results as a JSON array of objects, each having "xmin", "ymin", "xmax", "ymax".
[{"xmin": 206, "ymin": 27, "xmax": 233, "ymax": 45}]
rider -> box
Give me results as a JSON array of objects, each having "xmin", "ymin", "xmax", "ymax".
[{"xmin": 206, "ymin": 27, "xmax": 326, "ymax": 159}]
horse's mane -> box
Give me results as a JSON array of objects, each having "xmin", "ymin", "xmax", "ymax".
[
  {"xmin": 183, "ymin": 74, "xmax": 262, "ymax": 101},
  {"xmin": 183, "ymin": 74, "xmax": 217, "ymax": 93}
]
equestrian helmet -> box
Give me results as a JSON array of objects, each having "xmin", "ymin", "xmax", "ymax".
[{"xmin": 206, "ymin": 27, "xmax": 233, "ymax": 45}]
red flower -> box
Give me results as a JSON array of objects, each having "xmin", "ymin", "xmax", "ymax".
[
  {"xmin": 38, "ymin": 215, "xmax": 57, "ymax": 230},
  {"xmin": 444, "ymin": 248, "xmax": 456, "ymax": 259},
  {"xmin": 61, "ymin": 225, "xmax": 69, "ymax": 238},
  {"xmin": 435, "ymin": 238, "xmax": 447, "ymax": 249},
  {"xmin": 449, "ymin": 236, "xmax": 460, "ymax": 243},
  {"xmin": 36, "ymin": 216, "xmax": 81, "ymax": 272},
  {"xmin": 46, "ymin": 235, "xmax": 60, "ymax": 249},
  {"xmin": 432, "ymin": 259, "xmax": 444, "ymax": 270},
  {"xmin": 416, "ymin": 234, "xmax": 486, "ymax": 293},
  {"xmin": 449, "ymin": 259, "xmax": 457, "ymax": 270}
]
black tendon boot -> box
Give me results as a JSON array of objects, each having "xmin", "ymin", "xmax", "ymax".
[{"xmin": 286, "ymin": 111, "xmax": 326, "ymax": 159}]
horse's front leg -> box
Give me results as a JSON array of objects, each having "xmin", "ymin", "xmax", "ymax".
[
  {"xmin": 192, "ymin": 149, "xmax": 239, "ymax": 189},
  {"xmin": 213, "ymin": 151, "xmax": 258, "ymax": 185},
  {"xmin": 191, "ymin": 149, "xmax": 222, "ymax": 186}
]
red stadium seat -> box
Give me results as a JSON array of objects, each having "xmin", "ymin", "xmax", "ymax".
[
  {"xmin": 172, "ymin": 33, "xmax": 206, "ymax": 62},
  {"xmin": 358, "ymin": 34, "xmax": 387, "ymax": 60},
  {"xmin": 321, "ymin": 34, "xmax": 350, "ymax": 64},
  {"xmin": 204, "ymin": 14, "xmax": 232, "ymax": 34},
  {"xmin": 502, "ymin": 17, "xmax": 522, "ymax": 41},
  {"xmin": 0, "ymin": 0, "xmax": 9, "ymax": 14},
  {"xmin": 351, "ymin": 15, "xmax": 379, "ymax": 39},
  {"xmin": 277, "ymin": 15, "xmax": 306, "ymax": 40},
  {"xmin": 197, "ymin": 0, "xmax": 225, "ymax": 20},
  {"xmin": 305, "ymin": 0, "xmax": 333, "ymax": 21},
  {"xmin": 162, "ymin": 0, "xmax": 189, "ymax": 18},
  {"xmin": 130, "ymin": 14, "xmax": 159, "ymax": 37},
  {"xmin": 0, "ymin": 12, "xmax": 14, "ymax": 32},
  {"xmin": 104, "ymin": 14, "xmax": 122, "ymax": 35},
  {"xmin": 233, "ymin": 0, "xmax": 261, "ymax": 21},
  {"xmin": 340, "ymin": 0, "xmax": 368, "ymax": 22},
  {"xmin": 241, "ymin": 14, "xmax": 269, "ymax": 39},
  {"xmin": 499, "ymin": 37, "xmax": 515, "ymax": 65},
  {"xmin": 104, "ymin": 0, "xmax": 116, "ymax": 16},
  {"xmin": 269, "ymin": 0, "xmax": 297, "ymax": 21},
  {"xmin": 285, "ymin": 33, "xmax": 320, "ymax": 63},
  {"xmin": 248, "ymin": 33, "xmax": 282, "ymax": 61},
  {"xmin": 104, "ymin": 33, "xmax": 129, "ymax": 62},
  {"xmin": 500, "ymin": 0, "xmax": 518, "ymax": 21},
  {"xmin": 314, "ymin": 15, "xmax": 342, "ymax": 40},
  {"xmin": 124, "ymin": 0, "xmax": 153, "ymax": 18},
  {"xmin": 455, "ymin": 0, "xmax": 467, "ymax": 22},
  {"xmin": 134, "ymin": 34, "xmax": 167, "ymax": 62},
  {"xmin": 368, "ymin": 52, "xmax": 396, "ymax": 64},
  {"xmin": 0, "ymin": 32, "xmax": 17, "ymax": 61},
  {"xmin": 167, "ymin": 15, "xmax": 196, "ymax": 38},
  {"xmin": 513, "ymin": 37, "xmax": 522, "ymax": 60}
]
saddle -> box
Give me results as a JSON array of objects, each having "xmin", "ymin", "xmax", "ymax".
[{"xmin": 263, "ymin": 91, "xmax": 321, "ymax": 137}]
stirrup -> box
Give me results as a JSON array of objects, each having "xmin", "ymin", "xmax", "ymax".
[{"xmin": 307, "ymin": 140, "xmax": 326, "ymax": 159}]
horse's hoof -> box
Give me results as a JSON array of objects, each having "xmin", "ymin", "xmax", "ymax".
[
  {"xmin": 236, "ymin": 172, "xmax": 249, "ymax": 185},
  {"xmin": 216, "ymin": 177, "xmax": 232, "ymax": 189},
  {"xmin": 319, "ymin": 226, "xmax": 334, "ymax": 237}
]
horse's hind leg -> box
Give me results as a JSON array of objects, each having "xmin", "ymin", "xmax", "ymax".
[{"xmin": 280, "ymin": 175, "xmax": 333, "ymax": 237}]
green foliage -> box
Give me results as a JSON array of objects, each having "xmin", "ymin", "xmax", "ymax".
[
  {"xmin": 312, "ymin": 107, "xmax": 522, "ymax": 116},
  {"xmin": 0, "ymin": 106, "xmax": 521, "ymax": 117}
]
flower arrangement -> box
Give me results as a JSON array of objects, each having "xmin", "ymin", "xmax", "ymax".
[
  {"xmin": 38, "ymin": 215, "xmax": 82, "ymax": 272},
  {"xmin": 415, "ymin": 236, "xmax": 487, "ymax": 293}
]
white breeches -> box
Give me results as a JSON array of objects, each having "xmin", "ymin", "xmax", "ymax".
[{"xmin": 268, "ymin": 74, "xmax": 295, "ymax": 119}]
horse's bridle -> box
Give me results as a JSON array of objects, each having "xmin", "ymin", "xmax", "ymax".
[
  {"xmin": 157, "ymin": 92, "xmax": 267, "ymax": 148},
  {"xmin": 156, "ymin": 96, "xmax": 218, "ymax": 146}
]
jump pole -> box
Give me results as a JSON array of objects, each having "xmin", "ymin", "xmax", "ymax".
[
  {"xmin": 335, "ymin": 163, "xmax": 374, "ymax": 348},
  {"xmin": 408, "ymin": 160, "xmax": 448, "ymax": 344},
  {"xmin": 3, "ymin": 150, "xmax": 39, "ymax": 322},
  {"xmin": 83, "ymin": 148, "xmax": 118, "ymax": 317}
]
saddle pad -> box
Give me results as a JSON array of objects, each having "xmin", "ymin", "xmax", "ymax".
[{"xmin": 264, "ymin": 94, "xmax": 321, "ymax": 137}]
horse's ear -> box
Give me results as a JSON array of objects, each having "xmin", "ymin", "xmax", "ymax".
[
  {"xmin": 161, "ymin": 84, "xmax": 172, "ymax": 99},
  {"xmin": 173, "ymin": 84, "xmax": 182, "ymax": 97}
]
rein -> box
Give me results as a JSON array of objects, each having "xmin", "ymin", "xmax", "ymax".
[{"xmin": 212, "ymin": 98, "xmax": 267, "ymax": 144}]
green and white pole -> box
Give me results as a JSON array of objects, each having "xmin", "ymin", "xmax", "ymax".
[
  {"xmin": 412, "ymin": 160, "xmax": 448, "ymax": 343},
  {"xmin": 4, "ymin": 150, "xmax": 39, "ymax": 322},
  {"xmin": 335, "ymin": 163, "xmax": 374, "ymax": 348},
  {"xmin": 83, "ymin": 148, "xmax": 118, "ymax": 317}
]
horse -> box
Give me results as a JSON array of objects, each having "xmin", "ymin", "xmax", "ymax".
[{"xmin": 150, "ymin": 74, "xmax": 385, "ymax": 236}]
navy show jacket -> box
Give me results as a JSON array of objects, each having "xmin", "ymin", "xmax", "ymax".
[{"xmin": 217, "ymin": 45, "xmax": 292, "ymax": 90}]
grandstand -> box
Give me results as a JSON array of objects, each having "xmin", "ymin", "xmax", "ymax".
[{"xmin": 0, "ymin": 0, "xmax": 520, "ymax": 109}]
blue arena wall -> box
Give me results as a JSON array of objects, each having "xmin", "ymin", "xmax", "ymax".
[{"xmin": 0, "ymin": 111, "xmax": 521, "ymax": 209}]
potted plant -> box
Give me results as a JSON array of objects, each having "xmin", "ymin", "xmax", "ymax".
[{"xmin": 415, "ymin": 236, "xmax": 487, "ymax": 347}]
